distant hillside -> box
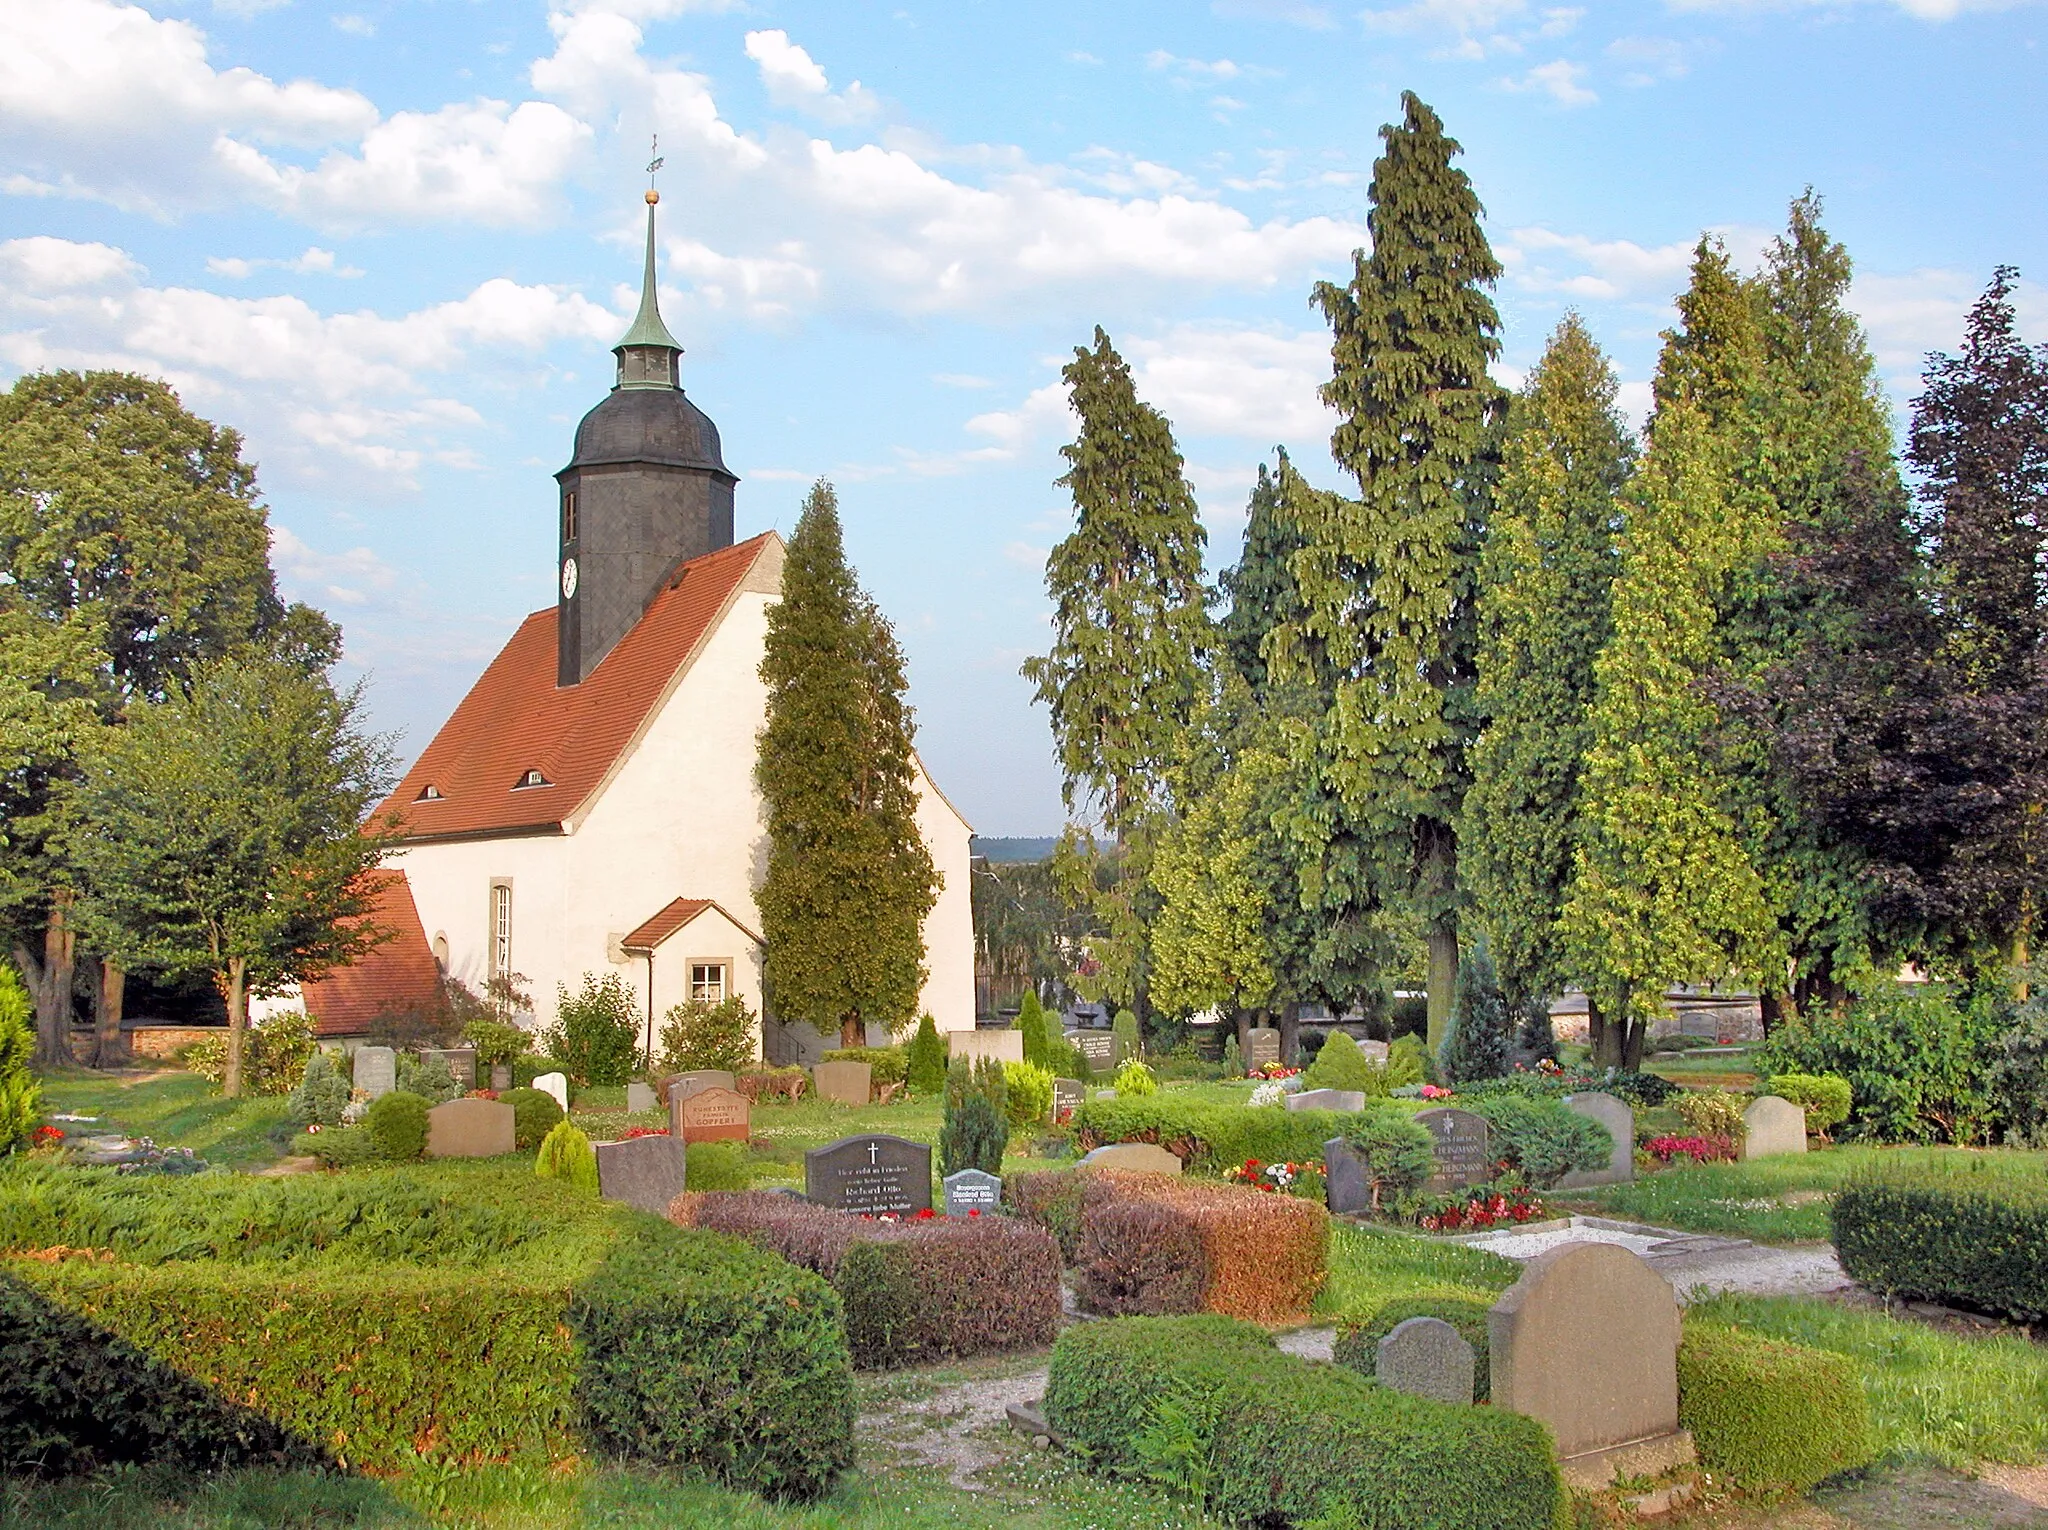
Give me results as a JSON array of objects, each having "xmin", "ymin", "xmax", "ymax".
[{"xmin": 970, "ymin": 836, "xmax": 1059, "ymax": 864}]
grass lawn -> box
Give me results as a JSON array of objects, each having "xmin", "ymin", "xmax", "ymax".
[{"xmin": 35, "ymin": 1067, "xmax": 295, "ymax": 1171}]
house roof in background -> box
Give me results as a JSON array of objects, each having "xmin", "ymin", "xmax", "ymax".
[
  {"xmin": 622, "ymin": 896, "xmax": 764, "ymax": 954},
  {"xmin": 298, "ymin": 870, "xmax": 444, "ymax": 1038}
]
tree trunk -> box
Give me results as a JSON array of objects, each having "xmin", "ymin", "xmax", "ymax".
[
  {"xmin": 1758, "ymin": 989, "xmax": 1783, "ymax": 1034},
  {"xmin": 1277, "ymin": 1004, "xmax": 1299, "ymax": 1068},
  {"xmin": 1622, "ymin": 1018, "xmax": 1648, "ymax": 1072},
  {"xmin": 840, "ymin": 1012, "xmax": 863, "ymax": 1049},
  {"xmin": 1425, "ymin": 918, "xmax": 1458, "ymax": 1055},
  {"xmin": 223, "ymin": 955, "xmax": 248, "ymax": 1099},
  {"xmin": 94, "ymin": 960, "xmax": 127, "ymax": 1069},
  {"xmin": 1588, "ymin": 995, "xmax": 1624, "ymax": 1072},
  {"xmin": 32, "ymin": 894, "xmax": 77, "ymax": 1067}
]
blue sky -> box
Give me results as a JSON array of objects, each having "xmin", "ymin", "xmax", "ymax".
[{"xmin": 3, "ymin": 0, "xmax": 2043, "ymax": 835}]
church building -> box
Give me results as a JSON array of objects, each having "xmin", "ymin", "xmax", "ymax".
[{"xmin": 279, "ymin": 191, "xmax": 976, "ymax": 1057}]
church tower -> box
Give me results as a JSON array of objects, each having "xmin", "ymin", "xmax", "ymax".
[{"xmin": 555, "ymin": 188, "xmax": 737, "ymax": 686}]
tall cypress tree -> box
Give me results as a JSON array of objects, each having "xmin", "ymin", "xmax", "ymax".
[
  {"xmin": 1280, "ymin": 91, "xmax": 1503, "ymax": 1050},
  {"xmin": 1022, "ymin": 327, "xmax": 1212, "ymax": 1013},
  {"xmin": 1463, "ymin": 314, "xmax": 1631, "ymax": 1013},
  {"xmin": 758, "ymin": 481, "xmax": 938, "ymax": 1047}
]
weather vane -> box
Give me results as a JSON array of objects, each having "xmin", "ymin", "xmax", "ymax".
[{"xmin": 645, "ymin": 135, "xmax": 664, "ymax": 205}]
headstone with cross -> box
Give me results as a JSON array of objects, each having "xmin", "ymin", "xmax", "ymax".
[{"xmin": 804, "ymin": 1133, "xmax": 932, "ymax": 1215}]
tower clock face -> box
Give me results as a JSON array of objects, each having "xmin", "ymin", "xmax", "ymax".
[{"xmin": 560, "ymin": 557, "xmax": 579, "ymax": 599}]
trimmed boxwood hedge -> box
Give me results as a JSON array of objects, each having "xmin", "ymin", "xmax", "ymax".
[
  {"xmin": 1831, "ymin": 1169, "xmax": 2048, "ymax": 1321},
  {"xmin": 1678, "ymin": 1323, "xmax": 1875, "ymax": 1494},
  {"xmin": 1066, "ymin": 1095, "xmax": 1357, "ymax": 1171},
  {"xmin": 1332, "ymin": 1288, "xmax": 1497, "ymax": 1402},
  {"xmin": 1046, "ymin": 1315, "xmax": 1566, "ymax": 1530}
]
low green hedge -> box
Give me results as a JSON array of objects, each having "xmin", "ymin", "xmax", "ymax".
[
  {"xmin": 819, "ymin": 1046, "xmax": 907, "ymax": 1088},
  {"xmin": 1067, "ymin": 1095, "xmax": 1356, "ymax": 1171},
  {"xmin": 1678, "ymin": 1323, "xmax": 1875, "ymax": 1494},
  {"xmin": 1831, "ymin": 1169, "xmax": 2048, "ymax": 1321},
  {"xmin": 1045, "ymin": 1315, "xmax": 1565, "ymax": 1530},
  {"xmin": 1332, "ymin": 1288, "xmax": 1496, "ymax": 1401}
]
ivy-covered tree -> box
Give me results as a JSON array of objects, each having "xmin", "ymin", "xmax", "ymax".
[
  {"xmin": 757, "ymin": 482, "xmax": 939, "ymax": 1047},
  {"xmin": 1278, "ymin": 91, "xmax": 1503, "ymax": 1050},
  {"xmin": 1462, "ymin": 314, "xmax": 1630, "ymax": 1014}
]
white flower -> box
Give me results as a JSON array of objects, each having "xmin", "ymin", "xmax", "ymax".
[{"xmin": 1248, "ymin": 1082, "xmax": 1285, "ymax": 1108}]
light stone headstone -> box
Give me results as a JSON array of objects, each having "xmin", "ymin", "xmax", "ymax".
[
  {"xmin": 1559, "ymin": 1092, "xmax": 1635, "ymax": 1188},
  {"xmin": 812, "ymin": 1059, "xmax": 872, "ymax": 1106},
  {"xmin": 1077, "ymin": 1142, "xmax": 1182, "ymax": 1176},
  {"xmin": 1377, "ymin": 1316, "xmax": 1475, "ymax": 1406},
  {"xmin": 1323, "ymin": 1136, "xmax": 1370, "ymax": 1215},
  {"xmin": 1287, "ymin": 1088, "xmax": 1366, "ymax": 1113},
  {"xmin": 949, "ymin": 1029, "xmax": 1026, "ymax": 1067},
  {"xmin": 532, "ymin": 1071, "xmax": 570, "ymax": 1114},
  {"xmin": 676, "ymin": 1085, "xmax": 750, "ymax": 1144},
  {"xmin": 663, "ymin": 1070, "xmax": 736, "ymax": 1107},
  {"xmin": 425, "ymin": 1097, "xmax": 515, "ymax": 1158},
  {"xmin": 594, "ymin": 1133, "xmax": 687, "ymax": 1215},
  {"xmin": 805, "ymin": 1133, "xmax": 932, "ymax": 1215},
  {"xmin": 1065, "ymin": 1029, "xmax": 1115, "ymax": 1074},
  {"xmin": 1489, "ymin": 1242, "xmax": 1694, "ymax": 1488},
  {"xmin": 1244, "ymin": 1027, "xmax": 1281, "ymax": 1070},
  {"xmin": 1416, "ymin": 1107, "xmax": 1492, "ymax": 1192},
  {"xmin": 942, "ymin": 1168, "xmax": 1002, "ymax": 1217},
  {"xmin": 1742, "ymin": 1095, "xmax": 1809, "ymax": 1160},
  {"xmin": 626, "ymin": 1081, "xmax": 657, "ymax": 1114},
  {"xmin": 1052, "ymin": 1078, "xmax": 1084, "ymax": 1120},
  {"xmin": 353, "ymin": 1045, "xmax": 396, "ymax": 1100},
  {"xmin": 1358, "ymin": 1039, "xmax": 1390, "ymax": 1063}
]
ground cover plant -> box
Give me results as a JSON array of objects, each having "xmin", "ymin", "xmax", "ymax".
[{"xmin": 35, "ymin": 1070, "xmax": 294, "ymax": 1172}]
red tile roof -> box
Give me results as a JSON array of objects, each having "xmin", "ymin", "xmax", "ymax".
[
  {"xmin": 382, "ymin": 533, "xmax": 777, "ymax": 841},
  {"xmin": 299, "ymin": 870, "xmax": 445, "ymax": 1037},
  {"xmin": 621, "ymin": 896, "xmax": 764, "ymax": 954}
]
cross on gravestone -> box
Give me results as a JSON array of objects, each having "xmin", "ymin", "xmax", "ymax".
[
  {"xmin": 1559, "ymin": 1092, "xmax": 1634, "ymax": 1187},
  {"xmin": 943, "ymin": 1168, "xmax": 1002, "ymax": 1217},
  {"xmin": 353, "ymin": 1045, "xmax": 396, "ymax": 1100},
  {"xmin": 1416, "ymin": 1107, "xmax": 1492, "ymax": 1192},
  {"xmin": 804, "ymin": 1134, "xmax": 932, "ymax": 1215},
  {"xmin": 594, "ymin": 1134, "xmax": 687, "ymax": 1216},
  {"xmin": 1052, "ymin": 1078, "xmax": 1084, "ymax": 1120},
  {"xmin": 1377, "ymin": 1316, "xmax": 1475, "ymax": 1406}
]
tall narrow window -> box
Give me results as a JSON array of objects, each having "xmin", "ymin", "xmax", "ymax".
[
  {"xmin": 562, "ymin": 490, "xmax": 577, "ymax": 543},
  {"xmin": 491, "ymin": 882, "xmax": 513, "ymax": 978},
  {"xmin": 690, "ymin": 962, "xmax": 727, "ymax": 1003}
]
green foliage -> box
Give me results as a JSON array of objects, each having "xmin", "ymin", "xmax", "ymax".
[
  {"xmin": 362, "ymin": 1091, "xmax": 428, "ymax": 1162},
  {"xmin": 1071, "ymin": 1094, "xmax": 1370, "ymax": 1176},
  {"xmin": 939, "ymin": 1058, "xmax": 1008, "ymax": 1177},
  {"xmin": 545, "ymin": 972, "xmax": 641, "ymax": 1086},
  {"xmin": 1003, "ymin": 1060, "xmax": 1055, "ymax": 1127},
  {"xmin": 1440, "ymin": 936, "xmax": 1512, "ymax": 1083},
  {"xmin": 758, "ymin": 481, "xmax": 938, "ymax": 1043},
  {"xmin": 1756, "ymin": 982, "xmax": 2001, "ymax": 1142},
  {"xmin": 904, "ymin": 1014, "xmax": 947, "ymax": 1095},
  {"xmin": 285, "ymin": 1050, "xmax": 348, "ymax": 1128},
  {"xmin": 1046, "ymin": 1315, "xmax": 1564, "ymax": 1530},
  {"xmin": 1465, "ymin": 1095, "xmax": 1610, "ymax": 1187},
  {"xmin": 818, "ymin": 1045, "xmax": 906, "ymax": 1087},
  {"xmin": 1302, "ymin": 1030, "xmax": 1380, "ymax": 1093},
  {"xmin": 499, "ymin": 1087, "xmax": 562, "ymax": 1150},
  {"xmin": 1333, "ymin": 1290, "xmax": 1496, "ymax": 1401},
  {"xmin": 460, "ymin": 1015, "xmax": 529, "ymax": 1070},
  {"xmin": 1767, "ymin": 1073, "xmax": 1853, "ymax": 1137},
  {"xmin": 1385, "ymin": 1033, "xmax": 1429, "ymax": 1090},
  {"xmin": 1831, "ymin": 1167, "xmax": 2048, "ymax": 1321},
  {"xmin": 1110, "ymin": 1009, "xmax": 1140, "ymax": 1066},
  {"xmin": 1014, "ymin": 990, "xmax": 1049, "ymax": 1067},
  {"xmin": 684, "ymin": 1141, "xmax": 753, "ymax": 1192},
  {"xmin": 1046, "ymin": 1032, "xmax": 1091, "ymax": 1085},
  {"xmin": 535, "ymin": 1120, "xmax": 598, "ymax": 1195},
  {"xmin": 182, "ymin": 1010, "xmax": 317, "ymax": 1098},
  {"xmin": 656, "ymin": 996, "xmax": 757, "ymax": 1075},
  {"xmin": 1339, "ymin": 1111, "xmax": 1437, "ymax": 1206},
  {"xmin": 1678, "ymin": 1322, "xmax": 1875, "ymax": 1494},
  {"xmin": 0, "ymin": 965, "xmax": 39, "ymax": 1154},
  {"xmin": 395, "ymin": 1052, "xmax": 460, "ymax": 1105},
  {"xmin": 1674, "ymin": 1087, "xmax": 1748, "ymax": 1140},
  {"xmin": 295, "ymin": 1125, "xmax": 377, "ymax": 1168},
  {"xmin": 1112, "ymin": 1058, "xmax": 1156, "ymax": 1097}
]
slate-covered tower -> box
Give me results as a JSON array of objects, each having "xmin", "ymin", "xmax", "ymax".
[{"xmin": 555, "ymin": 190, "xmax": 737, "ymax": 686}]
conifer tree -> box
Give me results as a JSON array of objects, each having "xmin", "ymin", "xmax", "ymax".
[
  {"xmin": 757, "ymin": 482, "xmax": 939, "ymax": 1047},
  {"xmin": 1279, "ymin": 91, "xmax": 1503, "ymax": 1050},
  {"xmin": 1218, "ymin": 457, "xmax": 1308, "ymax": 704},
  {"xmin": 1463, "ymin": 314, "xmax": 1630, "ymax": 1013},
  {"xmin": 1022, "ymin": 327, "xmax": 1212, "ymax": 1012},
  {"xmin": 1441, "ymin": 934, "xmax": 1512, "ymax": 1083}
]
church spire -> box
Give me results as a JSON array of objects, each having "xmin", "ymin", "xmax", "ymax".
[{"xmin": 613, "ymin": 152, "xmax": 681, "ymax": 389}]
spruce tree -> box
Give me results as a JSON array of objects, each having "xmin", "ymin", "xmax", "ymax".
[
  {"xmin": 1441, "ymin": 934, "xmax": 1512, "ymax": 1083},
  {"xmin": 1463, "ymin": 314, "xmax": 1630, "ymax": 1014},
  {"xmin": 1218, "ymin": 457, "xmax": 1308, "ymax": 703},
  {"xmin": 905, "ymin": 1012, "xmax": 948, "ymax": 1096},
  {"xmin": 757, "ymin": 482, "xmax": 939, "ymax": 1047},
  {"xmin": 1022, "ymin": 327, "xmax": 1213, "ymax": 1012},
  {"xmin": 1280, "ymin": 91, "xmax": 1503, "ymax": 1051}
]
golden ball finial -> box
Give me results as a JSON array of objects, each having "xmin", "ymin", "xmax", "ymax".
[{"xmin": 645, "ymin": 189, "xmax": 660, "ymax": 205}]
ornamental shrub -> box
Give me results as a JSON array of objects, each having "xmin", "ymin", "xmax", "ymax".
[
  {"xmin": 294, "ymin": 1124, "xmax": 379, "ymax": 1168},
  {"xmin": 363, "ymin": 1090, "xmax": 429, "ymax": 1161},
  {"xmin": 1441, "ymin": 936, "xmax": 1512, "ymax": 1084},
  {"xmin": 1074, "ymin": 1194, "xmax": 1207, "ymax": 1316},
  {"xmin": 535, "ymin": 1120, "xmax": 599, "ymax": 1194},
  {"xmin": 1830, "ymin": 1168, "xmax": 2048, "ymax": 1321},
  {"xmin": 1386, "ymin": 1033, "xmax": 1430, "ymax": 1090},
  {"xmin": 684, "ymin": 1140, "xmax": 752, "ymax": 1192},
  {"xmin": 1333, "ymin": 1288, "xmax": 1497, "ymax": 1401},
  {"xmin": 1070, "ymin": 1094, "xmax": 1356, "ymax": 1173},
  {"xmin": 545, "ymin": 972, "xmax": 642, "ymax": 1087},
  {"xmin": 1046, "ymin": 1315, "xmax": 1566, "ymax": 1530},
  {"xmin": 395, "ymin": 1051, "xmax": 461, "ymax": 1105},
  {"xmin": 905, "ymin": 1013, "xmax": 947, "ymax": 1095},
  {"xmin": 1003, "ymin": 1060, "xmax": 1055, "ymax": 1127},
  {"xmin": 286, "ymin": 1050, "xmax": 349, "ymax": 1127},
  {"xmin": 1467, "ymin": 1095, "xmax": 1610, "ymax": 1187},
  {"xmin": 0, "ymin": 965, "xmax": 40, "ymax": 1156},
  {"xmin": 183, "ymin": 1010, "xmax": 317, "ymax": 1096},
  {"xmin": 1221, "ymin": 1034, "xmax": 1243, "ymax": 1078},
  {"xmin": 820, "ymin": 1045, "xmax": 908, "ymax": 1088},
  {"xmin": 1677, "ymin": 1323, "xmax": 1874, "ymax": 1494},
  {"xmin": 657, "ymin": 996, "xmax": 758, "ymax": 1075},
  {"xmin": 1675, "ymin": 1087, "xmax": 1748, "ymax": 1141},
  {"xmin": 1302, "ymin": 1031, "xmax": 1384, "ymax": 1094},
  {"xmin": 939, "ymin": 1058, "xmax": 1008, "ymax": 1177},
  {"xmin": 1767, "ymin": 1073, "xmax": 1852, "ymax": 1139},
  {"xmin": 1340, "ymin": 1110, "xmax": 1438, "ymax": 1208},
  {"xmin": 462, "ymin": 1016, "xmax": 529, "ymax": 1071},
  {"xmin": 1111, "ymin": 1008, "xmax": 1140, "ymax": 1066},
  {"xmin": 500, "ymin": 1086, "xmax": 563, "ymax": 1149},
  {"xmin": 1112, "ymin": 1058, "xmax": 1157, "ymax": 1097},
  {"xmin": 1005, "ymin": 1169, "xmax": 1093, "ymax": 1262},
  {"xmin": 1015, "ymin": 990, "xmax": 1049, "ymax": 1067},
  {"xmin": 1046, "ymin": 1033, "xmax": 1091, "ymax": 1085}
]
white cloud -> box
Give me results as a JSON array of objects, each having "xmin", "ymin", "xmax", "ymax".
[
  {"xmin": 1668, "ymin": 0, "xmax": 2027, "ymax": 18},
  {"xmin": 1607, "ymin": 35, "xmax": 1693, "ymax": 85},
  {"xmin": 332, "ymin": 14, "xmax": 375, "ymax": 38},
  {"xmin": 270, "ymin": 525, "xmax": 400, "ymax": 608},
  {"xmin": 934, "ymin": 373, "xmax": 993, "ymax": 388},
  {"xmin": 744, "ymin": 29, "xmax": 879, "ymax": 124},
  {"xmin": 1145, "ymin": 50, "xmax": 1261, "ymax": 80},
  {"xmin": 1499, "ymin": 225, "xmax": 1703, "ymax": 300},
  {"xmin": 1501, "ymin": 58, "xmax": 1598, "ymax": 105},
  {"xmin": 207, "ymin": 245, "xmax": 365, "ymax": 278},
  {"xmin": 1360, "ymin": 0, "xmax": 1579, "ymax": 59},
  {"xmin": 1125, "ymin": 323, "xmax": 1336, "ymax": 441}
]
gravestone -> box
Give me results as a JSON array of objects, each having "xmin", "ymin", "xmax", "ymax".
[
  {"xmin": 1052, "ymin": 1077, "xmax": 1084, "ymax": 1119},
  {"xmin": 1065, "ymin": 1029, "xmax": 1115, "ymax": 1074},
  {"xmin": 626, "ymin": 1081, "xmax": 657, "ymax": 1114},
  {"xmin": 532, "ymin": 1071, "xmax": 570, "ymax": 1114},
  {"xmin": 805, "ymin": 1134, "xmax": 932, "ymax": 1215},
  {"xmin": 676, "ymin": 1085, "xmax": 750, "ymax": 1144},
  {"xmin": 353, "ymin": 1045, "xmax": 396, "ymax": 1100},
  {"xmin": 594, "ymin": 1134, "xmax": 687, "ymax": 1215},
  {"xmin": 943, "ymin": 1168, "xmax": 1002, "ymax": 1217},
  {"xmin": 1416, "ymin": 1107, "xmax": 1492, "ymax": 1192},
  {"xmin": 951, "ymin": 1029, "xmax": 1026, "ymax": 1067},
  {"xmin": 1244, "ymin": 1027, "xmax": 1280, "ymax": 1070},
  {"xmin": 1358, "ymin": 1039, "xmax": 1390, "ymax": 1063},
  {"xmin": 663, "ymin": 1070, "xmax": 736, "ymax": 1106},
  {"xmin": 420, "ymin": 1047, "xmax": 477, "ymax": 1090},
  {"xmin": 424, "ymin": 1097, "xmax": 515, "ymax": 1158},
  {"xmin": 1559, "ymin": 1092, "xmax": 1635, "ymax": 1188},
  {"xmin": 1077, "ymin": 1142, "xmax": 1182, "ymax": 1176},
  {"xmin": 1287, "ymin": 1088, "xmax": 1366, "ymax": 1113},
  {"xmin": 1742, "ymin": 1095, "xmax": 1808, "ymax": 1160},
  {"xmin": 1489, "ymin": 1243, "xmax": 1693, "ymax": 1488},
  {"xmin": 1377, "ymin": 1316, "xmax": 1475, "ymax": 1406},
  {"xmin": 812, "ymin": 1059, "xmax": 872, "ymax": 1106},
  {"xmin": 489, "ymin": 1063, "xmax": 512, "ymax": 1091},
  {"xmin": 1323, "ymin": 1136, "xmax": 1370, "ymax": 1215}
]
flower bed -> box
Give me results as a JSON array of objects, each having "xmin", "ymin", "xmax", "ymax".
[
  {"xmin": 1416, "ymin": 1184, "xmax": 1546, "ymax": 1233},
  {"xmin": 1222, "ymin": 1156, "xmax": 1326, "ymax": 1199},
  {"xmin": 1645, "ymin": 1133, "xmax": 1737, "ymax": 1165}
]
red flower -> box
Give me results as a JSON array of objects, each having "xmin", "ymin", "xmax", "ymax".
[
  {"xmin": 916, "ymin": 1208, "xmax": 935, "ymax": 1219},
  {"xmin": 968, "ymin": 1208, "xmax": 981, "ymax": 1217}
]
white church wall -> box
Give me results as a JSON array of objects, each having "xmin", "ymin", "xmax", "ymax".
[
  {"xmin": 914, "ymin": 759, "xmax": 976, "ymax": 1038},
  {"xmin": 394, "ymin": 832, "xmax": 574, "ymax": 1034}
]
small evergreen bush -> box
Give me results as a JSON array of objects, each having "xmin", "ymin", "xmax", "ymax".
[
  {"xmin": 656, "ymin": 996, "xmax": 757, "ymax": 1075},
  {"xmin": 1003, "ymin": 1060, "xmax": 1055, "ymax": 1127},
  {"xmin": 500, "ymin": 1086, "xmax": 563, "ymax": 1149},
  {"xmin": 545, "ymin": 972, "xmax": 642, "ymax": 1086},
  {"xmin": 396, "ymin": 1052, "xmax": 461, "ymax": 1105},
  {"xmin": 1386, "ymin": 1033, "xmax": 1430, "ymax": 1090},
  {"xmin": 1015, "ymin": 990, "xmax": 1049, "ymax": 1068},
  {"xmin": 1440, "ymin": 936, "xmax": 1512, "ymax": 1083},
  {"xmin": 1467, "ymin": 1095, "xmax": 1611, "ymax": 1187},
  {"xmin": 905, "ymin": 1013, "xmax": 947, "ymax": 1095},
  {"xmin": 1046, "ymin": 1033, "xmax": 1090, "ymax": 1083},
  {"xmin": 296, "ymin": 1125, "xmax": 378, "ymax": 1168},
  {"xmin": 1302, "ymin": 1031, "xmax": 1384, "ymax": 1094},
  {"xmin": 1340, "ymin": 1110, "xmax": 1437, "ymax": 1208},
  {"xmin": 1221, "ymin": 1034, "xmax": 1243, "ymax": 1077},
  {"xmin": 1767, "ymin": 1073, "xmax": 1852, "ymax": 1139},
  {"xmin": 0, "ymin": 965, "xmax": 42, "ymax": 1155},
  {"xmin": 363, "ymin": 1091, "xmax": 429, "ymax": 1161},
  {"xmin": 1111, "ymin": 1008, "xmax": 1140, "ymax": 1066},
  {"xmin": 1678, "ymin": 1323, "xmax": 1875, "ymax": 1493},
  {"xmin": 939, "ymin": 1057, "xmax": 1008, "ymax": 1176},
  {"xmin": 535, "ymin": 1120, "xmax": 599, "ymax": 1194},
  {"xmin": 1113, "ymin": 1058, "xmax": 1157, "ymax": 1097},
  {"xmin": 462, "ymin": 1016, "xmax": 530, "ymax": 1073},
  {"xmin": 286, "ymin": 1050, "xmax": 349, "ymax": 1127}
]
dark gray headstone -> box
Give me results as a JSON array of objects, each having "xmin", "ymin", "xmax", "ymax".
[
  {"xmin": 1052, "ymin": 1077, "xmax": 1084, "ymax": 1119},
  {"xmin": 1377, "ymin": 1316, "xmax": 1475, "ymax": 1405},
  {"xmin": 1559, "ymin": 1092, "xmax": 1634, "ymax": 1188},
  {"xmin": 594, "ymin": 1134, "xmax": 687, "ymax": 1216},
  {"xmin": 1244, "ymin": 1027, "xmax": 1280, "ymax": 1069},
  {"xmin": 353, "ymin": 1045, "xmax": 395, "ymax": 1100},
  {"xmin": 805, "ymin": 1133, "xmax": 932, "ymax": 1215},
  {"xmin": 419, "ymin": 1047, "xmax": 477, "ymax": 1089},
  {"xmin": 1066, "ymin": 1030, "xmax": 1115, "ymax": 1073},
  {"xmin": 1324, "ymin": 1136, "xmax": 1370, "ymax": 1215},
  {"xmin": 943, "ymin": 1168, "xmax": 1002, "ymax": 1217},
  {"xmin": 1416, "ymin": 1107, "xmax": 1492, "ymax": 1192}
]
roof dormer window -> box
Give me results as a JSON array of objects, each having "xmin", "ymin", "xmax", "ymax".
[
  {"xmin": 416, "ymin": 784, "xmax": 444, "ymax": 801},
  {"xmin": 513, "ymin": 769, "xmax": 551, "ymax": 790}
]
